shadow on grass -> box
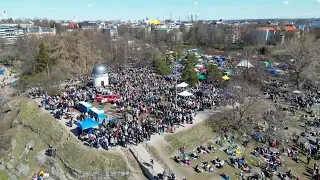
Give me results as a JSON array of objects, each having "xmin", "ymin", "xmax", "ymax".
[
  {"xmin": 142, "ymin": 162, "xmax": 152, "ymax": 167},
  {"xmin": 304, "ymin": 166, "xmax": 313, "ymax": 179},
  {"xmin": 70, "ymin": 127, "xmax": 80, "ymax": 136}
]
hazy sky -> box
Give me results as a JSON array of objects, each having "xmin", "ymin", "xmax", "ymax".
[{"xmin": 1, "ymin": 0, "xmax": 320, "ymax": 21}]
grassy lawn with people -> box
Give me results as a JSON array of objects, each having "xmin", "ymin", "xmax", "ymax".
[
  {"xmin": 165, "ymin": 133, "xmax": 316, "ymax": 180},
  {"xmin": 165, "ymin": 120, "xmax": 220, "ymax": 155}
]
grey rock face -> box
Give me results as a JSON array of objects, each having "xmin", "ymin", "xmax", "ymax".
[{"xmin": 16, "ymin": 163, "xmax": 30, "ymax": 176}]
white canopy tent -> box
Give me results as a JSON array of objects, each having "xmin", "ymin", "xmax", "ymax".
[
  {"xmin": 293, "ymin": 90, "xmax": 301, "ymax": 94},
  {"xmin": 195, "ymin": 64, "xmax": 203, "ymax": 68},
  {"xmin": 236, "ymin": 60, "xmax": 254, "ymax": 68},
  {"xmin": 178, "ymin": 91, "xmax": 193, "ymax": 97},
  {"xmin": 177, "ymin": 82, "xmax": 189, "ymax": 88}
]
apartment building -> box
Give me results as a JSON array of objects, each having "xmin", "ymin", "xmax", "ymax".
[
  {"xmin": 25, "ymin": 26, "xmax": 56, "ymax": 37},
  {"xmin": 105, "ymin": 25, "xmax": 118, "ymax": 39},
  {"xmin": 231, "ymin": 29, "xmax": 241, "ymax": 44},
  {"xmin": 256, "ymin": 27, "xmax": 281, "ymax": 45},
  {"xmin": 0, "ymin": 26, "xmax": 24, "ymax": 45},
  {"xmin": 78, "ymin": 21, "xmax": 99, "ymax": 30},
  {"xmin": 127, "ymin": 26, "xmax": 149, "ymax": 39}
]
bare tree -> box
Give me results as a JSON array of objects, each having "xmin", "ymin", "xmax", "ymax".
[
  {"xmin": 13, "ymin": 35, "xmax": 41, "ymax": 74},
  {"xmin": 221, "ymin": 80, "xmax": 260, "ymax": 133},
  {"xmin": 285, "ymin": 35, "xmax": 320, "ymax": 89},
  {"xmin": 262, "ymin": 108, "xmax": 286, "ymax": 145},
  {"xmin": 211, "ymin": 25, "xmax": 228, "ymax": 49}
]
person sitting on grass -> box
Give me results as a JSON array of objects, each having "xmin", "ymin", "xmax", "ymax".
[
  {"xmin": 216, "ymin": 162, "xmax": 224, "ymax": 169},
  {"xmin": 212, "ymin": 157, "xmax": 220, "ymax": 164},
  {"xmin": 208, "ymin": 145, "xmax": 217, "ymax": 152},
  {"xmin": 197, "ymin": 146, "xmax": 206, "ymax": 154},
  {"xmin": 174, "ymin": 156, "xmax": 181, "ymax": 163},
  {"xmin": 185, "ymin": 159, "xmax": 191, "ymax": 166},
  {"xmin": 200, "ymin": 145, "xmax": 210, "ymax": 154},
  {"xmin": 181, "ymin": 156, "xmax": 191, "ymax": 166},
  {"xmin": 220, "ymin": 173, "xmax": 231, "ymax": 180},
  {"xmin": 190, "ymin": 152, "xmax": 200, "ymax": 159},
  {"xmin": 208, "ymin": 165, "xmax": 214, "ymax": 172},
  {"xmin": 194, "ymin": 165, "xmax": 203, "ymax": 173},
  {"xmin": 241, "ymin": 163, "xmax": 251, "ymax": 173},
  {"xmin": 252, "ymin": 150, "xmax": 259, "ymax": 157},
  {"xmin": 214, "ymin": 157, "xmax": 225, "ymax": 168},
  {"xmin": 224, "ymin": 148, "xmax": 236, "ymax": 156},
  {"xmin": 200, "ymin": 161, "xmax": 209, "ymax": 170}
]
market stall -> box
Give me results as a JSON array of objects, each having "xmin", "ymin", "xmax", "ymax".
[
  {"xmin": 78, "ymin": 101, "xmax": 92, "ymax": 113},
  {"xmin": 89, "ymin": 107, "xmax": 105, "ymax": 120},
  {"xmin": 76, "ymin": 118, "xmax": 99, "ymax": 131}
]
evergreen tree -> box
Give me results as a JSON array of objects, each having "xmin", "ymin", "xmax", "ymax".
[
  {"xmin": 182, "ymin": 63, "xmax": 197, "ymax": 86},
  {"xmin": 35, "ymin": 41, "xmax": 50, "ymax": 74},
  {"xmin": 206, "ymin": 64, "xmax": 222, "ymax": 81},
  {"xmin": 185, "ymin": 54, "xmax": 198, "ymax": 65},
  {"xmin": 153, "ymin": 58, "xmax": 171, "ymax": 75}
]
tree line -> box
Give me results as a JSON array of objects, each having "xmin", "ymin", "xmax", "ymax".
[
  {"xmin": 0, "ymin": 30, "xmax": 163, "ymax": 88},
  {"xmin": 0, "ymin": 21, "xmax": 319, "ymax": 90}
]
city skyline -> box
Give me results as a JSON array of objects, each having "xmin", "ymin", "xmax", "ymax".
[{"xmin": 0, "ymin": 0, "xmax": 320, "ymax": 21}]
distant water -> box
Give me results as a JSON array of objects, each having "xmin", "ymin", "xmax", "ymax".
[{"xmin": 315, "ymin": 20, "xmax": 320, "ymax": 27}]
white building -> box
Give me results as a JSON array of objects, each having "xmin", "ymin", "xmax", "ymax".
[
  {"xmin": 92, "ymin": 63, "xmax": 109, "ymax": 87},
  {"xmin": 0, "ymin": 26, "xmax": 24, "ymax": 45}
]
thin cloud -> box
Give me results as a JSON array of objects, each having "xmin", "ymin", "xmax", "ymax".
[
  {"xmin": 283, "ymin": 1, "xmax": 289, "ymax": 4},
  {"xmin": 194, "ymin": 1, "xmax": 198, "ymax": 6},
  {"xmin": 317, "ymin": 0, "xmax": 320, "ymax": 4},
  {"xmin": 88, "ymin": 3, "xmax": 93, "ymax": 7}
]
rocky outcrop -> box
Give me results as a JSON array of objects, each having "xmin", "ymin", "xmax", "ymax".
[
  {"xmin": 35, "ymin": 150, "xmax": 131, "ymax": 180},
  {"xmin": 16, "ymin": 163, "xmax": 30, "ymax": 177},
  {"xmin": 35, "ymin": 150, "xmax": 68, "ymax": 180}
]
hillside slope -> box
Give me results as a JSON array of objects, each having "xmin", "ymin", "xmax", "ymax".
[{"xmin": 0, "ymin": 98, "xmax": 129, "ymax": 180}]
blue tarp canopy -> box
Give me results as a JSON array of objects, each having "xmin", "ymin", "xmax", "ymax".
[
  {"xmin": 216, "ymin": 58, "xmax": 223, "ymax": 63},
  {"xmin": 267, "ymin": 67, "xmax": 276, "ymax": 72},
  {"xmin": 267, "ymin": 68, "xmax": 281, "ymax": 75},
  {"xmin": 76, "ymin": 118, "xmax": 99, "ymax": 131}
]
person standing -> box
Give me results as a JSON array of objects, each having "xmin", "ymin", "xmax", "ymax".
[
  {"xmin": 307, "ymin": 154, "xmax": 311, "ymax": 165},
  {"xmin": 162, "ymin": 170, "xmax": 167, "ymax": 180},
  {"xmin": 240, "ymin": 170, "xmax": 244, "ymax": 180},
  {"xmin": 150, "ymin": 158, "xmax": 154, "ymax": 169}
]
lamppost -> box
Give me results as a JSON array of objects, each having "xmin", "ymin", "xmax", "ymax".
[{"xmin": 175, "ymin": 52, "xmax": 178, "ymax": 108}]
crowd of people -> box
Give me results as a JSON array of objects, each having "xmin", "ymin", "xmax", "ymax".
[
  {"xmin": 30, "ymin": 68, "xmax": 220, "ymax": 151},
  {"xmin": 27, "ymin": 60, "xmax": 320, "ymax": 179}
]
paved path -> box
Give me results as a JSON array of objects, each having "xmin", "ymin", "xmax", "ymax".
[
  {"xmin": 131, "ymin": 144, "xmax": 164, "ymax": 176},
  {"xmin": 144, "ymin": 109, "xmax": 221, "ymax": 179}
]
